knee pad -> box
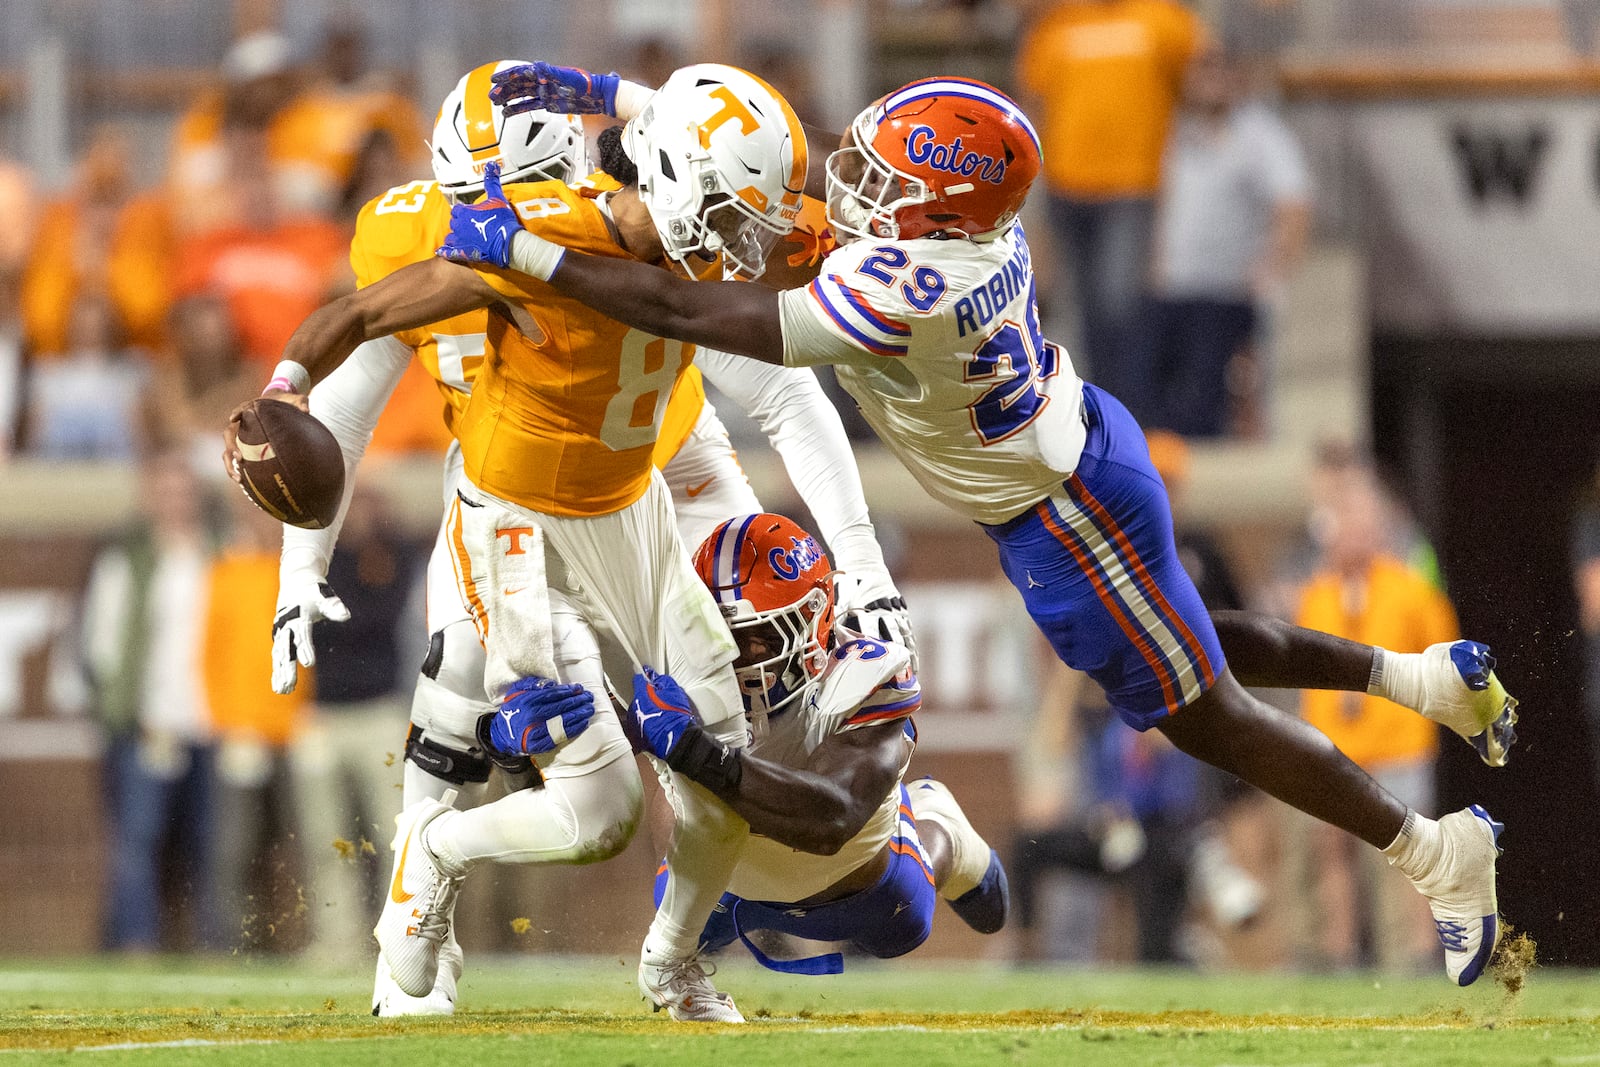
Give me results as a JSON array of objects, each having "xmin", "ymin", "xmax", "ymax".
[{"xmin": 408, "ymin": 622, "xmax": 494, "ymax": 787}]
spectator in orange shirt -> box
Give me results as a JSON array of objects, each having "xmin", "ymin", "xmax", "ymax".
[
  {"xmin": 173, "ymin": 135, "xmax": 348, "ymax": 373},
  {"xmin": 0, "ymin": 156, "xmax": 30, "ymax": 456},
  {"xmin": 206, "ymin": 491, "xmax": 310, "ymax": 952},
  {"xmin": 20, "ymin": 127, "xmax": 139, "ymax": 358},
  {"xmin": 1288, "ymin": 451, "xmax": 1457, "ymax": 972},
  {"xmin": 1014, "ymin": 1, "xmax": 1205, "ymax": 412}
]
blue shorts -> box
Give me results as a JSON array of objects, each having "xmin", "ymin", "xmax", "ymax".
[
  {"xmin": 982, "ymin": 383, "xmax": 1225, "ymax": 729},
  {"xmin": 653, "ymin": 785, "xmax": 938, "ymax": 974}
]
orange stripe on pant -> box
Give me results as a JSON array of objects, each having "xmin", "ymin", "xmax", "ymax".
[
  {"xmin": 889, "ymin": 839, "xmax": 937, "ymax": 886},
  {"xmin": 1036, "ymin": 498, "xmax": 1181, "ymax": 712},
  {"xmin": 1064, "ymin": 477, "xmax": 1217, "ymax": 689},
  {"xmin": 447, "ymin": 494, "xmax": 491, "ymax": 645}
]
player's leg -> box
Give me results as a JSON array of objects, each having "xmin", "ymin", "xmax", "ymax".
[
  {"xmin": 1211, "ymin": 611, "xmax": 1518, "ymax": 767},
  {"xmin": 372, "ymin": 511, "xmax": 489, "ymax": 1015},
  {"xmin": 905, "ymin": 779, "xmax": 1010, "ymax": 934},
  {"xmin": 401, "ymin": 507, "xmax": 496, "ymax": 809},
  {"xmin": 988, "ymin": 383, "xmax": 1502, "ymax": 986},
  {"xmin": 696, "ymin": 800, "xmax": 948, "ymax": 968},
  {"xmin": 538, "ymin": 472, "xmax": 749, "ymax": 1021},
  {"xmin": 376, "ymin": 494, "xmax": 642, "ymax": 998}
]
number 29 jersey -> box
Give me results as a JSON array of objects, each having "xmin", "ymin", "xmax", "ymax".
[{"xmin": 777, "ymin": 224, "xmax": 1086, "ymax": 526}]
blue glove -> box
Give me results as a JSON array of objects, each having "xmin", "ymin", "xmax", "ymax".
[
  {"xmin": 630, "ymin": 667, "xmax": 697, "ymax": 761},
  {"xmin": 487, "ymin": 676, "xmax": 595, "ymax": 755},
  {"xmin": 437, "ymin": 162, "xmax": 520, "ymax": 268},
  {"xmin": 490, "ymin": 62, "xmax": 620, "ymax": 117}
]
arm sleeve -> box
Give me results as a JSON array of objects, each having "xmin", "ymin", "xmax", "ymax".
[
  {"xmin": 778, "ymin": 277, "xmax": 901, "ymax": 369},
  {"xmin": 695, "ymin": 348, "xmax": 891, "ymax": 581},
  {"xmin": 278, "ymin": 335, "xmax": 413, "ymax": 582}
]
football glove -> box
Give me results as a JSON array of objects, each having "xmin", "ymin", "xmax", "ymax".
[
  {"xmin": 482, "ymin": 676, "xmax": 595, "ymax": 756},
  {"xmin": 271, "ymin": 571, "xmax": 349, "ymax": 695},
  {"xmin": 437, "ymin": 162, "xmax": 519, "ymax": 269},
  {"xmin": 630, "ymin": 667, "xmax": 696, "ymax": 762},
  {"xmin": 835, "ymin": 571, "xmax": 918, "ymax": 673},
  {"xmin": 490, "ymin": 62, "xmax": 620, "ymax": 117}
]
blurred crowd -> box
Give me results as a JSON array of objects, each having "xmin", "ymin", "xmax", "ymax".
[{"xmin": 0, "ymin": 25, "xmax": 448, "ymax": 467}]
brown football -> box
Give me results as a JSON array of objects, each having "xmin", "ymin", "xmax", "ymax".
[{"xmin": 233, "ymin": 398, "xmax": 345, "ymax": 529}]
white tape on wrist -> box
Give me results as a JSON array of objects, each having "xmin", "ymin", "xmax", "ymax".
[
  {"xmin": 613, "ymin": 80, "xmax": 656, "ymax": 121},
  {"xmin": 509, "ymin": 231, "xmax": 566, "ymax": 282},
  {"xmin": 545, "ymin": 716, "xmax": 568, "ymax": 746},
  {"xmin": 267, "ymin": 360, "xmax": 311, "ymax": 394}
]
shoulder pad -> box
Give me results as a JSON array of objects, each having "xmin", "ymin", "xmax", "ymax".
[
  {"xmin": 812, "ymin": 639, "xmax": 916, "ymax": 729},
  {"xmin": 352, "ymin": 182, "xmax": 446, "ymax": 283}
]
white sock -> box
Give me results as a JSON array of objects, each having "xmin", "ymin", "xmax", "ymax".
[
  {"xmin": 1370, "ymin": 648, "xmax": 1427, "ymax": 711},
  {"xmin": 648, "ymin": 772, "xmax": 747, "ymax": 960},
  {"xmin": 1380, "ymin": 809, "xmax": 1444, "ymax": 883}
]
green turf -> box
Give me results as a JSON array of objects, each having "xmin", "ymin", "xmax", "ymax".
[{"xmin": 4, "ymin": 956, "xmax": 1599, "ymax": 1066}]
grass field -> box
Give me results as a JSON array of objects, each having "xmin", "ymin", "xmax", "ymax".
[{"xmin": 4, "ymin": 948, "xmax": 1598, "ymax": 1066}]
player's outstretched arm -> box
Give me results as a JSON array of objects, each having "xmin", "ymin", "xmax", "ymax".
[
  {"xmin": 437, "ymin": 166, "xmax": 787, "ymax": 364},
  {"xmin": 631, "ymin": 669, "xmax": 908, "ymax": 854},
  {"xmin": 222, "ymin": 258, "xmax": 501, "ymax": 476}
]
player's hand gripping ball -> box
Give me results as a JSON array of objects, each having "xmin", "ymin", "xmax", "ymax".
[{"xmin": 230, "ymin": 397, "xmax": 345, "ymax": 529}]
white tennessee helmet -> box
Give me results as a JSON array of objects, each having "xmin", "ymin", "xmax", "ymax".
[
  {"xmin": 431, "ymin": 60, "xmax": 584, "ymax": 202},
  {"xmin": 624, "ymin": 63, "xmax": 807, "ymax": 280}
]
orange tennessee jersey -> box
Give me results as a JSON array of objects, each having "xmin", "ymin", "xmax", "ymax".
[
  {"xmin": 458, "ymin": 180, "xmax": 705, "ymax": 516},
  {"xmin": 351, "ymin": 180, "xmax": 486, "ymax": 439}
]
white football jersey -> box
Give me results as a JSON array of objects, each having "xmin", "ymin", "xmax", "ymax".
[
  {"xmin": 725, "ymin": 638, "xmax": 918, "ymax": 904},
  {"xmin": 778, "ymin": 223, "xmax": 1085, "ymax": 525}
]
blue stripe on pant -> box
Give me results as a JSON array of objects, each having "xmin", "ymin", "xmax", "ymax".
[
  {"xmin": 981, "ymin": 383, "xmax": 1225, "ymax": 730},
  {"xmin": 653, "ymin": 786, "xmax": 938, "ymax": 973}
]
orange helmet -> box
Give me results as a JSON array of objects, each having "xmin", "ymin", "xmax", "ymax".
[
  {"xmin": 827, "ymin": 77, "xmax": 1041, "ymax": 243},
  {"xmin": 693, "ymin": 514, "xmax": 835, "ymax": 722}
]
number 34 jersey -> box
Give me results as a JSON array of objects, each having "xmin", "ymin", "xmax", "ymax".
[{"xmin": 777, "ymin": 224, "xmax": 1086, "ymax": 526}]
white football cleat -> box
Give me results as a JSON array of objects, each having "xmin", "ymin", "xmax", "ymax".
[
  {"xmin": 1410, "ymin": 805, "xmax": 1504, "ymax": 986},
  {"xmin": 1417, "ymin": 641, "xmax": 1518, "ymax": 767},
  {"xmin": 373, "ymin": 794, "xmax": 463, "ymax": 998},
  {"xmin": 372, "ymin": 935, "xmax": 463, "ymax": 1016},
  {"xmin": 638, "ymin": 941, "xmax": 744, "ymax": 1023}
]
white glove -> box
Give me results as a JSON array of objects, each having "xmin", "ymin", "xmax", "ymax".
[
  {"xmin": 835, "ymin": 570, "xmax": 918, "ymax": 673},
  {"xmin": 271, "ymin": 570, "xmax": 350, "ymax": 694}
]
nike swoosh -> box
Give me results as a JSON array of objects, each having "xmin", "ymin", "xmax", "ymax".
[
  {"xmin": 503, "ymin": 587, "xmax": 524, "ymax": 597},
  {"xmin": 684, "ymin": 478, "xmax": 714, "ymax": 498},
  {"xmin": 390, "ymin": 833, "xmax": 414, "ymax": 903}
]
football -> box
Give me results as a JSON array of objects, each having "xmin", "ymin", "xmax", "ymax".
[{"xmin": 232, "ymin": 398, "xmax": 345, "ymax": 530}]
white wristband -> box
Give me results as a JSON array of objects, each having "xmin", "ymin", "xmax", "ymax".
[
  {"xmin": 509, "ymin": 230, "xmax": 566, "ymax": 282},
  {"xmin": 613, "ymin": 80, "xmax": 656, "ymax": 122},
  {"xmin": 268, "ymin": 360, "xmax": 311, "ymax": 394}
]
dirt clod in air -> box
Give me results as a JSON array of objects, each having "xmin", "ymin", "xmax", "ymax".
[
  {"xmin": 510, "ymin": 917, "xmax": 533, "ymax": 935},
  {"xmin": 332, "ymin": 838, "xmax": 355, "ymax": 860},
  {"xmin": 1490, "ymin": 925, "xmax": 1537, "ymax": 1004}
]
